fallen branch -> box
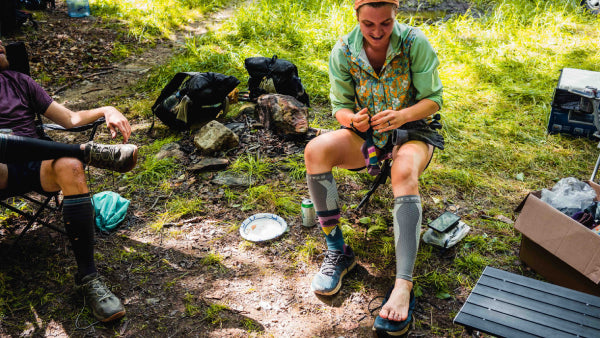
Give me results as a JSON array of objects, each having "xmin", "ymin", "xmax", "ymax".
[
  {"xmin": 82, "ymin": 88, "xmax": 103, "ymax": 95},
  {"xmin": 163, "ymin": 216, "xmax": 203, "ymax": 228},
  {"xmin": 52, "ymin": 69, "xmax": 115, "ymax": 95}
]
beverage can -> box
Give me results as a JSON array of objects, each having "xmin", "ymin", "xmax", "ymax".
[{"xmin": 301, "ymin": 198, "xmax": 316, "ymax": 227}]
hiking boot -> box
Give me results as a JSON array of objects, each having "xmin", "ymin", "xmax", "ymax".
[
  {"xmin": 75, "ymin": 273, "xmax": 126, "ymax": 322},
  {"xmin": 311, "ymin": 246, "xmax": 356, "ymax": 295},
  {"xmin": 83, "ymin": 141, "xmax": 138, "ymax": 173}
]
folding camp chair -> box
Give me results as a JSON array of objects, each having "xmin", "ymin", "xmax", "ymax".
[
  {"xmin": 0, "ymin": 42, "xmax": 105, "ymax": 243},
  {"xmin": 0, "ymin": 118, "xmax": 105, "ymax": 242}
]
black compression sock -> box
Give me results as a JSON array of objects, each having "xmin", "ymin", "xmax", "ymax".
[{"xmin": 63, "ymin": 193, "xmax": 97, "ymax": 278}]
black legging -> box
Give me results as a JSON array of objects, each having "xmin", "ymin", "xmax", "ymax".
[{"xmin": 0, "ymin": 133, "xmax": 84, "ymax": 163}]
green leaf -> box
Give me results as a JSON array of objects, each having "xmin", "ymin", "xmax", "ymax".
[
  {"xmin": 413, "ymin": 285, "xmax": 423, "ymax": 298},
  {"xmin": 366, "ymin": 225, "xmax": 386, "ymax": 236},
  {"xmin": 436, "ymin": 291, "xmax": 451, "ymax": 300},
  {"xmin": 359, "ymin": 217, "xmax": 371, "ymax": 224}
]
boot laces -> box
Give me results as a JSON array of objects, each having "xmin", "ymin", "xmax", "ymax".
[
  {"xmin": 85, "ymin": 277, "xmax": 112, "ymax": 303},
  {"xmin": 90, "ymin": 143, "xmax": 118, "ymax": 163},
  {"xmin": 319, "ymin": 250, "xmax": 346, "ymax": 276}
]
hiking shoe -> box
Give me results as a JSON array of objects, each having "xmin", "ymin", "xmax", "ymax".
[
  {"xmin": 75, "ymin": 273, "xmax": 126, "ymax": 322},
  {"xmin": 311, "ymin": 246, "xmax": 356, "ymax": 295},
  {"xmin": 83, "ymin": 141, "xmax": 138, "ymax": 173}
]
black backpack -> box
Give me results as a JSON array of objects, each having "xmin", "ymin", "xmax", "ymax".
[
  {"xmin": 244, "ymin": 55, "xmax": 310, "ymax": 107},
  {"xmin": 150, "ymin": 72, "xmax": 240, "ymax": 131}
]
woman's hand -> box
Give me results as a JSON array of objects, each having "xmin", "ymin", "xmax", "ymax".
[
  {"xmin": 350, "ymin": 108, "xmax": 371, "ymax": 132},
  {"xmin": 371, "ymin": 109, "xmax": 404, "ymax": 132},
  {"xmin": 102, "ymin": 107, "xmax": 132, "ymax": 143}
]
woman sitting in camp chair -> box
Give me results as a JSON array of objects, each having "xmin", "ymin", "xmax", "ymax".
[{"xmin": 0, "ymin": 39, "xmax": 137, "ymax": 323}]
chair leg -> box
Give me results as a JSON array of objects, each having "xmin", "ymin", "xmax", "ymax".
[
  {"xmin": 3, "ymin": 194, "xmax": 66, "ymax": 250},
  {"xmin": 14, "ymin": 195, "xmax": 55, "ymax": 243},
  {"xmin": 357, "ymin": 159, "xmax": 392, "ymax": 212}
]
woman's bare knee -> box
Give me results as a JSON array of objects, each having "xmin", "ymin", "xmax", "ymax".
[
  {"xmin": 390, "ymin": 142, "xmax": 430, "ymax": 195},
  {"xmin": 41, "ymin": 158, "xmax": 88, "ymax": 194},
  {"xmin": 305, "ymin": 130, "xmax": 365, "ymax": 173}
]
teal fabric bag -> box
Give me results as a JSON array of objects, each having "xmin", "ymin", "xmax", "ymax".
[{"xmin": 92, "ymin": 191, "xmax": 130, "ymax": 232}]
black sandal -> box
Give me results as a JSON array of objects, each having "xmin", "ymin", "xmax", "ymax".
[{"xmin": 372, "ymin": 286, "xmax": 415, "ymax": 336}]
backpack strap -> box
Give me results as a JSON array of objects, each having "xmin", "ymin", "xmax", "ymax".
[
  {"xmin": 267, "ymin": 55, "xmax": 278, "ymax": 74},
  {"xmin": 149, "ymin": 72, "xmax": 199, "ymax": 133}
]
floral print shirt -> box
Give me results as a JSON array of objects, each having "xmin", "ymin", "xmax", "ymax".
[{"xmin": 329, "ymin": 21, "xmax": 443, "ymax": 148}]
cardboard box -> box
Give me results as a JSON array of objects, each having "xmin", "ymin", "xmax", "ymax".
[{"xmin": 514, "ymin": 181, "xmax": 600, "ymax": 297}]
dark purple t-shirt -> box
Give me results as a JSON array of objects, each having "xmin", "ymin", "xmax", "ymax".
[{"xmin": 0, "ymin": 70, "xmax": 53, "ymax": 138}]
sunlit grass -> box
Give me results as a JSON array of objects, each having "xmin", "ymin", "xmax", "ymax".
[{"xmin": 91, "ymin": 0, "xmax": 232, "ymax": 40}]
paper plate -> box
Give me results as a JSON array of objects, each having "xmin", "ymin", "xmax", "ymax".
[{"xmin": 240, "ymin": 213, "xmax": 287, "ymax": 242}]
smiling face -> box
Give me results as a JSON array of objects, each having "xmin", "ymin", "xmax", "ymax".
[
  {"xmin": 0, "ymin": 41, "xmax": 9, "ymax": 71},
  {"xmin": 356, "ymin": 4, "xmax": 396, "ymax": 50}
]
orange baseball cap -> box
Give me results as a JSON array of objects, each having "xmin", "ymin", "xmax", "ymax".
[{"xmin": 354, "ymin": 0, "xmax": 399, "ymax": 10}]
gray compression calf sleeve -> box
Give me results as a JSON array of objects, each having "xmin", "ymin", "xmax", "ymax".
[
  {"xmin": 393, "ymin": 195, "xmax": 422, "ymax": 281},
  {"xmin": 306, "ymin": 172, "xmax": 339, "ymax": 213}
]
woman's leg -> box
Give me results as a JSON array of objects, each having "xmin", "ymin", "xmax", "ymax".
[
  {"xmin": 0, "ymin": 134, "xmax": 81, "ymax": 163},
  {"xmin": 40, "ymin": 158, "xmax": 95, "ymax": 277},
  {"xmin": 380, "ymin": 140, "xmax": 433, "ymax": 321},
  {"xmin": 305, "ymin": 129, "xmax": 366, "ymax": 295},
  {"xmin": 0, "ymin": 134, "xmax": 137, "ymax": 173},
  {"xmin": 40, "ymin": 158, "xmax": 125, "ymax": 322},
  {"xmin": 305, "ymin": 129, "xmax": 367, "ymax": 246}
]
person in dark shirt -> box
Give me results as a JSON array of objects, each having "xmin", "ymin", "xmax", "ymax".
[{"xmin": 0, "ymin": 40, "xmax": 137, "ymax": 323}]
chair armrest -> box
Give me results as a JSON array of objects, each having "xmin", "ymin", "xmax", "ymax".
[
  {"xmin": 42, "ymin": 117, "xmax": 105, "ymax": 132},
  {"xmin": 42, "ymin": 117, "xmax": 106, "ymax": 142}
]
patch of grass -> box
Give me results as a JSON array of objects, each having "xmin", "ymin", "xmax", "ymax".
[
  {"xmin": 239, "ymin": 184, "xmax": 301, "ymax": 217},
  {"xmin": 242, "ymin": 318, "xmax": 262, "ymax": 332},
  {"xmin": 203, "ymin": 303, "xmax": 228, "ymax": 325},
  {"xmin": 280, "ymin": 154, "xmax": 307, "ymax": 181},
  {"xmin": 453, "ymin": 252, "xmax": 492, "ymax": 280},
  {"xmin": 347, "ymin": 280, "xmax": 366, "ymax": 293},
  {"xmin": 292, "ymin": 235, "xmax": 320, "ymax": 265},
  {"xmin": 151, "ymin": 195, "xmax": 205, "ymax": 231},
  {"xmin": 183, "ymin": 292, "xmax": 202, "ymax": 317},
  {"xmin": 127, "ymin": 154, "xmax": 181, "ymax": 187},
  {"xmin": 229, "ymin": 153, "xmax": 272, "ymax": 182},
  {"xmin": 111, "ymin": 41, "xmax": 134, "ymax": 59},
  {"xmin": 200, "ymin": 251, "xmax": 227, "ymax": 273},
  {"xmin": 91, "ymin": 0, "xmax": 233, "ymax": 41},
  {"xmin": 416, "ymin": 269, "xmax": 453, "ymax": 295}
]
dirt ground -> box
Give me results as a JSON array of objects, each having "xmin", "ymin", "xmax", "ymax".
[{"xmin": 0, "ymin": 1, "xmax": 499, "ymax": 337}]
